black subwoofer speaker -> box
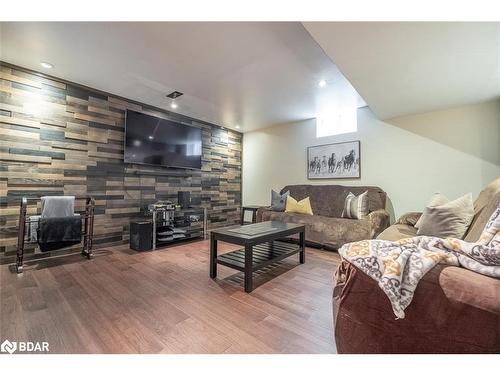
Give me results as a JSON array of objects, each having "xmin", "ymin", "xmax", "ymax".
[
  {"xmin": 130, "ymin": 220, "xmax": 152, "ymax": 251},
  {"xmin": 178, "ymin": 191, "xmax": 191, "ymax": 209}
]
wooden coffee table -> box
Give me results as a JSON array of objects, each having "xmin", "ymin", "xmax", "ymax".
[{"xmin": 209, "ymin": 221, "xmax": 305, "ymax": 292}]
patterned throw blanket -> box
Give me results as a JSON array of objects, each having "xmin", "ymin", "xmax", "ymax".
[{"xmin": 339, "ymin": 205, "xmax": 500, "ymax": 319}]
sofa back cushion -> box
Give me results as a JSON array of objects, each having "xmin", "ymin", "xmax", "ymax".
[
  {"xmin": 280, "ymin": 184, "xmax": 386, "ymax": 218},
  {"xmin": 464, "ymin": 178, "xmax": 500, "ymax": 242}
]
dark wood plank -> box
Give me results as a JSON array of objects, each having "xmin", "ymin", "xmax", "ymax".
[{"xmin": 0, "ymin": 64, "xmax": 242, "ymax": 262}]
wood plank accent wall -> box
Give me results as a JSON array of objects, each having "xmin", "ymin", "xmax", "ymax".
[{"xmin": 0, "ymin": 62, "xmax": 242, "ymax": 262}]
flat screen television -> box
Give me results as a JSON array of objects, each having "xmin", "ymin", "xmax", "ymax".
[{"xmin": 124, "ymin": 110, "xmax": 202, "ymax": 169}]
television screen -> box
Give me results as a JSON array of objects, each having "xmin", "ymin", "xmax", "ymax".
[{"xmin": 124, "ymin": 110, "xmax": 202, "ymax": 169}]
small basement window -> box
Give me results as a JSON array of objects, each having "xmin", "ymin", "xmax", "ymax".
[{"xmin": 316, "ymin": 107, "xmax": 357, "ymax": 138}]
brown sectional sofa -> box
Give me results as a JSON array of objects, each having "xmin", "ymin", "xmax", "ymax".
[
  {"xmin": 333, "ymin": 178, "xmax": 500, "ymax": 353},
  {"xmin": 256, "ymin": 184, "xmax": 390, "ymax": 250}
]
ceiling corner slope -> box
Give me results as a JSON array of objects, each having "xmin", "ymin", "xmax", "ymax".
[{"xmin": 302, "ymin": 22, "xmax": 500, "ymax": 120}]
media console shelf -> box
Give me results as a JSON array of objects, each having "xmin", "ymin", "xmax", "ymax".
[
  {"xmin": 151, "ymin": 206, "xmax": 207, "ymax": 250},
  {"xmin": 130, "ymin": 206, "xmax": 207, "ymax": 251}
]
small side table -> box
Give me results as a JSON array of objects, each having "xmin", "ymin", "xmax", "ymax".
[{"xmin": 241, "ymin": 205, "xmax": 260, "ymax": 225}]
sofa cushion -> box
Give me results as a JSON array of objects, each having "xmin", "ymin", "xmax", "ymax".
[
  {"xmin": 377, "ymin": 223, "xmax": 417, "ymax": 241},
  {"xmin": 259, "ymin": 209, "xmax": 371, "ymax": 249},
  {"xmin": 281, "ymin": 184, "xmax": 386, "ymax": 218},
  {"xmin": 322, "ymin": 218, "xmax": 371, "ymax": 250},
  {"xmin": 260, "ymin": 210, "xmax": 324, "ymax": 246},
  {"xmin": 464, "ymin": 178, "xmax": 500, "ymax": 242}
]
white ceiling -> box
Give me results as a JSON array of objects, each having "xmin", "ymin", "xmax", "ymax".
[
  {"xmin": 303, "ymin": 22, "xmax": 500, "ymax": 120},
  {"xmin": 0, "ymin": 22, "xmax": 365, "ymax": 132}
]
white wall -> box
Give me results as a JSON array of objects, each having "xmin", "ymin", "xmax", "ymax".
[{"xmin": 242, "ymin": 100, "xmax": 500, "ymax": 221}]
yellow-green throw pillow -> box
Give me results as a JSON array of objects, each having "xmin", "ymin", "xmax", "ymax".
[{"xmin": 285, "ymin": 196, "xmax": 313, "ymax": 215}]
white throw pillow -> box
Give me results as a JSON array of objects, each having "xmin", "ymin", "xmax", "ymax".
[
  {"xmin": 416, "ymin": 193, "xmax": 475, "ymax": 239},
  {"xmin": 415, "ymin": 192, "xmax": 449, "ymax": 229},
  {"xmin": 342, "ymin": 191, "xmax": 369, "ymax": 220}
]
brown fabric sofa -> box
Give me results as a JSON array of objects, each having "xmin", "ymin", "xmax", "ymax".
[
  {"xmin": 256, "ymin": 184, "xmax": 389, "ymax": 250},
  {"xmin": 333, "ymin": 178, "xmax": 500, "ymax": 353}
]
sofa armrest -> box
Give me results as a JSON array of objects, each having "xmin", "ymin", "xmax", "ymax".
[
  {"xmin": 368, "ymin": 209, "xmax": 390, "ymax": 238},
  {"xmin": 396, "ymin": 212, "xmax": 422, "ymax": 227},
  {"xmin": 333, "ymin": 261, "xmax": 500, "ymax": 353},
  {"xmin": 256, "ymin": 206, "xmax": 272, "ymax": 222}
]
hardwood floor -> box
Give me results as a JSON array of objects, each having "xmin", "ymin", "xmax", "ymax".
[{"xmin": 0, "ymin": 240, "xmax": 340, "ymax": 353}]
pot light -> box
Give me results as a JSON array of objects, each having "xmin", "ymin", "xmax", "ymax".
[
  {"xmin": 235, "ymin": 125, "xmax": 240, "ymax": 129},
  {"xmin": 148, "ymin": 135, "xmax": 154, "ymax": 140},
  {"xmin": 40, "ymin": 61, "xmax": 53, "ymax": 69},
  {"xmin": 318, "ymin": 80, "xmax": 327, "ymax": 88},
  {"xmin": 166, "ymin": 91, "xmax": 182, "ymax": 109}
]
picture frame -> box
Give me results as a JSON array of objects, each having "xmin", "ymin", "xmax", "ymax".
[{"xmin": 307, "ymin": 141, "xmax": 360, "ymax": 179}]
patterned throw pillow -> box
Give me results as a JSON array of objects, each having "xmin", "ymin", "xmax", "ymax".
[
  {"xmin": 285, "ymin": 196, "xmax": 313, "ymax": 215},
  {"xmin": 270, "ymin": 190, "xmax": 289, "ymax": 211},
  {"xmin": 342, "ymin": 191, "xmax": 369, "ymax": 219}
]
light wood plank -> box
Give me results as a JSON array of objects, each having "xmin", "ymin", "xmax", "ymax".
[
  {"xmin": 0, "ymin": 114, "xmax": 41, "ymax": 129},
  {"xmin": 0, "ymin": 153, "xmax": 51, "ymax": 164},
  {"xmin": 0, "ymin": 71, "xmax": 43, "ymax": 89}
]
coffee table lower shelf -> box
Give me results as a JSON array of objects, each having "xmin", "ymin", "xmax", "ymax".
[
  {"xmin": 217, "ymin": 241, "xmax": 300, "ymax": 272},
  {"xmin": 210, "ymin": 221, "xmax": 305, "ymax": 293}
]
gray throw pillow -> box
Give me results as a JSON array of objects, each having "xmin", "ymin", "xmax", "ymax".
[
  {"xmin": 416, "ymin": 193, "xmax": 474, "ymax": 239},
  {"xmin": 342, "ymin": 191, "xmax": 369, "ymax": 220},
  {"xmin": 270, "ymin": 190, "xmax": 289, "ymax": 211}
]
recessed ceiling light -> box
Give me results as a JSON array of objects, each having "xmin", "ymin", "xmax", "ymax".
[
  {"xmin": 166, "ymin": 91, "xmax": 183, "ymax": 99},
  {"xmin": 170, "ymin": 101, "xmax": 178, "ymax": 109},
  {"xmin": 318, "ymin": 80, "xmax": 327, "ymax": 88},
  {"xmin": 235, "ymin": 125, "xmax": 240, "ymax": 129},
  {"xmin": 148, "ymin": 135, "xmax": 154, "ymax": 140},
  {"xmin": 40, "ymin": 61, "xmax": 53, "ymax": 69}
]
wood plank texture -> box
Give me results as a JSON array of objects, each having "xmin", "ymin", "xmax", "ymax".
[
  {"xmin": 0, "ymin": 63, "xmax": 242, "ymax": 262},
  {"xmin": 0, "ymin": 241, "xmax": 340, "ymax": 353}
]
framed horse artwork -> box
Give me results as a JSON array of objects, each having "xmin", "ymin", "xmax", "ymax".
[{"xmin": 307, "ymin": 141, "xmax": 360, "ymax": 179}]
